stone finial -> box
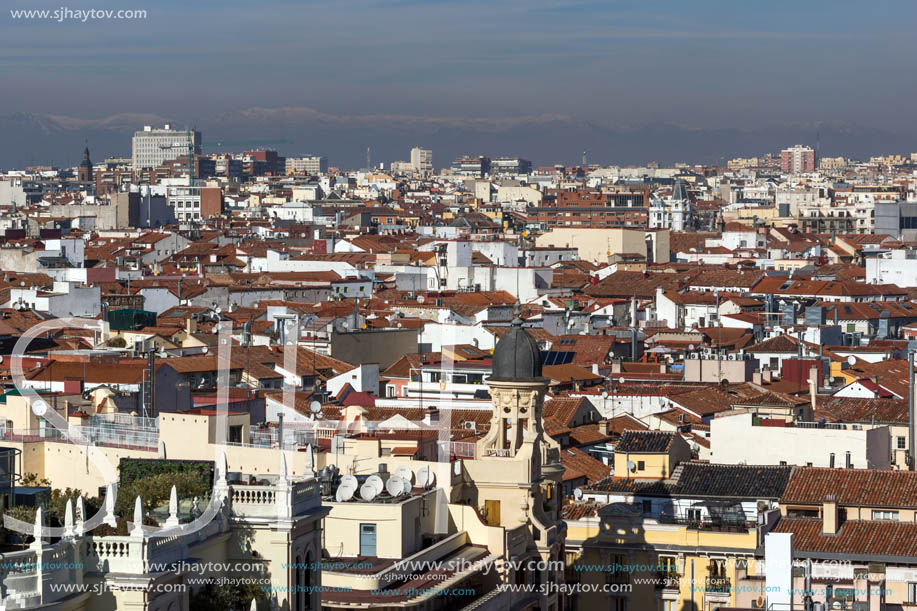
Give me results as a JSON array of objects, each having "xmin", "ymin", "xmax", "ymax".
[
  {"xmin": 165, "ymin": 485, "xmax": 180, "ymax": 528},
  {"xmin": 278, "ymin": 451, "xmax": 289, "ymax": 483},
  {"xmin": 75, "ymin": 496, "xmax": 86, "ymax": 537},
  {"xmin": 131, "ymin": 496, "xmax": 144, "ymax": 537},
  {"xmin": 63, "ymin": 499, "xmax": 75, "ymax": 538},
  {"xmin": 32, "ymin": 506, "xmax": 44, "ymax": 545},
  {"xmin": 104, "ymin": 483, "xmax": 118, "ymax": 527},
  {"xmin": 217, "ymin": 451, "xmax": 228, "ymax": 484}
]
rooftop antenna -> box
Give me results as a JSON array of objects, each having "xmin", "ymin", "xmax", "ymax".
[{"xmin": 582, "ymin": 150, "xmax": 588, "ymax": 167}]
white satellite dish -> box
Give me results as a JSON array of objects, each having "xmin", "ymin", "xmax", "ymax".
[
  {"xmin": 335, "ymin": 482, "xmax": 356, "ymax": 502},
  {"xmin": 846, "ymin": 355, "xmax": 856, "ymax": 366},
  {"xmin": 360, "ymin": 482, "xmax": 378, "ymax": 501},
  {"xmin": 31, "ymin": 400, "xmax": 48, "ymax": 417},
  {"xmin": 365, "ymin": 474, "xmax": 385, "ymax": 495},
  {"xmin": 386, "ymin": 476, "xmax": 405, "ymax": 497},
  {"xmin": 416, "ymin": 466, "xmax": 435, "ymax": 487},
  {"xmin": 340, "ymin": 474, "xmax": 358, "ymax": 490},
  {"xmin": 201, "ymin": 347, "xmax": 209, "ymax": 354},
  {"xmin": 627, "ymin": 460, "xmax": 637, "ymax": 472},
  {"xmin": 395, "ymin": 466, "xmax": 414, "ymax": 484},
  {"xmin": 310, "ymin": 400, "xmax": 322, "ymax": 414},
  {"xmin": 573, "ymin": 488, "xmax": 583, "ymax": 500}
]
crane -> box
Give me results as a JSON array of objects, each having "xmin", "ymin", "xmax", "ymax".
[{"xmin": 159, "ymin": 129, "xmax": 291, "ymax": 179}]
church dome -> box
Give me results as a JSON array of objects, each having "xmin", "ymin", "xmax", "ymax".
[{"xmin": 490, "ymin": 317, "xmax": 543, "ymax": 381}]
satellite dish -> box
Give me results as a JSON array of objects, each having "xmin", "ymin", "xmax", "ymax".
[
  {"xmin": 201, "ymin": 347, "xmax": 209, "ymax": 354},
  {"xmin": 846, "ymin": 355, "xmax": 856, "ymax": 366},
  {"xmin": 360, "ymin": 482, "xmax": 378, "ymax": 501},
  {"xmin": 417, "ymin": 295, "xmax": 425, "ymax": 304},
  {"xmin": 573, "ymin": 488, "xmax": 584, "ymax": 500},
  {"xmin": 335, "ymin": 482, "xmax": 356, "ymax": 502},
  {"xmin": 0, "ymin": 356, "xmax": 4, "ymax": 364},
  {"xmin": 601, "ymin": 391, "xmax": 608, "ymax": 399},
  {"xmin": 365, "ymin": 474, "xmax": 384, "ymax": 495},
  {"xmin": 395, "ymin": 466, "xmax": 415, "ymax": 484},
  {"xmin": 340, "ymin": 474, "xmax": 358, "ymax": 490},
  {"xmin": 416, "ymin": 466, "xmax": 435, "ymax": 487},
  {"xmin": 310, "ymin": 400, "xmax": 322, "ymax": 414},
  {"xmin": 386, "ymin": 476, "xmax": 405, "ymax": 497},
  {"xmin": 688, "ymin": 344, "xmax": 696, "ymax": 351},
  {"xmin": 32, "ymin": 400, "xmax": 48, "ymax": 417},
  {"xmin": 627, "ymin": 460, "xmax": 637, "ymax": 472}
]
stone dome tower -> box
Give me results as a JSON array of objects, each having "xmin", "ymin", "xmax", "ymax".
[
  {"xmin": 477, "ymin": 308, "xmax": 549, "ymax": 458},
  {"xmin": 490, "ymin": 313, "xmax": 544, "ymax": 381}
]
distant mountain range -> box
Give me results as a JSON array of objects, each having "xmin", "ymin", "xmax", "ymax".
[{"xmin": 1, "ymin": 108, "xmax": 913, "ymax": 170}]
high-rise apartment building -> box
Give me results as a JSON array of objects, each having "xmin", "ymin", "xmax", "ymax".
[
  {"xmin": 131, "ymin": 125, "xmax": 201, "ymax": 170},
  {"xmin": 285, "ymin": 155, "xmax": 328, "ymax": 175},
  {"xmin": 780, "ymin": 145, "xmax": 816, "ymax": 173},
  {"xmin": 410, "ymin": 147, "xmax": 433, "ymax": 174}
]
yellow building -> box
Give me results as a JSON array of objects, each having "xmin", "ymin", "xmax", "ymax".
[{"xmin": 564, "ymin": 433, "xmax": 791, "ymax": 611}]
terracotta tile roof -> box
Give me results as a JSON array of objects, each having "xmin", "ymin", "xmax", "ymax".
[
  {"xmin": 814, "ymin": 396, "xmax": 908, "ymax": 425},
  {"xmin": 561, "ymin": 501, "xmax": 601, "ymax": 520},
  {"xmin": 26, "ymin": 360, "xmax": 146, "ymax": 384},
  {"xmin": 773, "ymin": 517, "xmax": 917, "ymax": 560},
  {"xmin": 560, "ymin": 447, "xmax": 612, "ymax": 483},
  {"xmin": 543, "ymin": 364, "xmax": 603, "ymax": 384},
  {"xmin": 568, "ymin": 424, "xmax": 615, "ymax": 447},
  {"xmin": 781, "ymin": 467, "xmax": 917, "ymax": 508},
  {"xmin": 543, "ymin": 397, "xmax": 593, "ymax": 428},
  {"xmin": 746, "ymin": 334, "xmax": 799, "ymax": 354}
]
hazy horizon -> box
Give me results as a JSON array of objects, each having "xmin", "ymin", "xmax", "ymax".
[{"xmin": 4, "ymin": 0, "xmax": 915, "ymax": 126}]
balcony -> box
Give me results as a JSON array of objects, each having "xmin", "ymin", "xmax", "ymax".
[
  {"xmin": 705, "ymin": 576, "xmax": 731, "ymax": 596},
  {"xmin": 655, "ymin": 571, "xmax": 681, "ymax": 591},
  {"xmin": 229, "ymin": 477, "xmax": 321, "ymax": 520},
  {"xmin": 656, "ymin": 514, "xmax": 752, "ymax": 533}
]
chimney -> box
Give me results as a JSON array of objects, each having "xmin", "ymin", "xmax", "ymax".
[
  {"xmin": 425, "ymin": 406, "xmax": 440, "ymax": 424},
  {"xmin": 822, "ymin": 495, "xmax": 838, "ymax": 535},
  {"xmin": 753, "ymin": 372, "xmax": 763, "ymax": 385},
  {"xmin": 808, "ymin": 366, "xmax": 818, "ymax": 412},
  {"xmin": 598, "ymin": 419, "xmax": 609, "ymax": 436},
  {"xmin": 763, "ymin": 370, "xmax": 772, "ymax": 383}
]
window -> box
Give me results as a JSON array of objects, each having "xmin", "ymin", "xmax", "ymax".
[
  {"xmin": 908, "ymin": 582, "xmax": 917, "ymax": 604},
  {"xmin": 642, "ymin": 500, "xmax": 652, "ymax": 514},
  {"xmin": 637, "ymin": 461, "xmax": 645, "ymax": 471},
  {"xmin": 872, "ymin": 510, "xmax": 899, "ymax": 521},
  {"xmin": 898, "ymin": 436, "xmax": 907, "ymax": 450}
]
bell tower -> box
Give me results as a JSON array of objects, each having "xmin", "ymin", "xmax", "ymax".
[
  {"xmin": 463, "ymin": 308, "xmax": 566, "ymax": 611},
  {"xmin": 78, "ymin": 145, "xmax": 93, "ymax": 183}
]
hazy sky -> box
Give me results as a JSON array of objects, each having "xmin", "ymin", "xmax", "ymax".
[{"xmin": 3, "ymin": 0, "xmax": 916, "ymax": 129}]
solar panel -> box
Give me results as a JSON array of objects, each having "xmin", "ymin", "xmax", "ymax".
[{"xmin": 541, "ymin": 351, "xmax": 575, "ymax": 366}]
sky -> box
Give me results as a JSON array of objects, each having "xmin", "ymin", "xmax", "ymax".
[{"xmin": 2, "ymin": 0, "xmax": 915, "ymax": 131}]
